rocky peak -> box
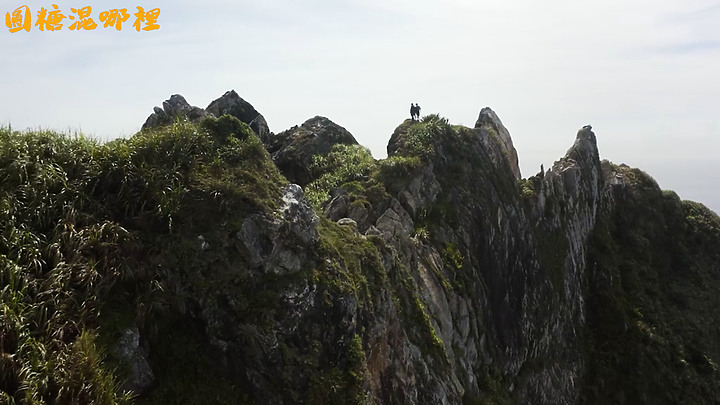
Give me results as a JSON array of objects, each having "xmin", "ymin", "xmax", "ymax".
[
  {"xmin": 11, "ymin": 88, "xmax": 720, "ymax": 405},
  {"xmin": 206, "ymin": 90, "xmax": 259, "ymax": 123},
  {"xmin": 475, "ymin": 107, "xmax": 521, "ymax": 179},
  {"xmin": 141, "ymin": 91, "xmax": 270, "ymax": 139},
  {"xmin": 141, "ymin": 94, "xmax": 210, "ymax": 130},
  {"xmin": 268, "ymin": 116, "xmax": 358, "ymax": 186},
  {"xmin": 205, "ymin": 90, "xmax": 270, "ymax": 141},
  {"xmin": 536, "ymin": 125, "xmax": 604, "ymax": 222},
  {"xmin": 300, "ymin": 116, "xmax": 352, "ymax": 137}
]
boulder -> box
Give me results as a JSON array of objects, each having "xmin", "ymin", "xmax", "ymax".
[{"xmin": 268, "ymin": 116, "xmax": 358, "ymax": 186}]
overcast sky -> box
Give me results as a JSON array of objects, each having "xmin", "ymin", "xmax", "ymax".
[{"xmin": 2, "ymin": 0, "xmax": 719, "ymax": 212}]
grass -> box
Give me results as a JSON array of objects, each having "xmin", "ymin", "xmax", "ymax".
[
  {"xmin": 0, "ymin": 115, "xmax": 286, "ymax": 404},
  {"xmin": 305, "ymin": 144, "xmax": 376, "ymax": 208},
  {"xmin": 582, "ymin": 165, "xmax": 720, "ymax": 404},
  {"xmin": 5, "ymin": 111, "xmax": 720, "ymax": 405}
]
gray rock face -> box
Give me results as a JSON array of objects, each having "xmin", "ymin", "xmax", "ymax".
[
  {"xmin": 333, "ymin": 118, "xmax": 607, "ymax": 404},
  {"xmin": 239, "ymin": 184, "xmax": 319, "ymax": 275},
  {"xmin": 375, "ymin": 199, "xmax": 414, "ymax": 242},
  {"xmin": 512, "ymin": 127, "xmax": 603, "ymax": 402},
  {"xmin": 475, "ymin": 107, "xmax": 522, "ymax": 180},
  {"xmin": 280, "ymin": 184, "xmax": 320, "ymax": 246},
  {"xmin": 267, "ymin": 116, "xmax": 358, "ymax": 186},
  {"xmin": 398, "ymin": 162, "xmax": 442, "ymax": 218},
  {"xmin": 114, "ymin": 327, "xmax": 154, "ymax": 395},
  {"xmin": 248, "ymin": 114, "xmax": 270, "ymax": 142}
]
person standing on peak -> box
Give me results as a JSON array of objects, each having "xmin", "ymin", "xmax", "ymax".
[{"xmin": 410, "ymin": 103, "xmax": 420, "ymax": 121}]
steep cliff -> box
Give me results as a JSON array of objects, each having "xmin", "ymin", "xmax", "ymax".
[{"xmin": 1, "ymin": 93, "xmax": 719, "ymax": 404}]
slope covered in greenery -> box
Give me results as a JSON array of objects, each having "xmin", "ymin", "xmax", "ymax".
[
  {"xmin": 583, "ymin": 164, "xmax": 720, "ymax": 404},
  {"xmin": 0, "ymin": 116, "xmax": 286, "ymax": 404}
]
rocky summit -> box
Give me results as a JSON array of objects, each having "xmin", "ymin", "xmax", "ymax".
[
  {"xmin": 268, "ymin": 116, "xmax": 358, "ymax": 186},
  {"xmin": 1, "ymin": 91, "xmax": 720, "ymax": 405},
  {"xmin": 142, "ymin": 90, "xmax": 270, "ymax": 139}
]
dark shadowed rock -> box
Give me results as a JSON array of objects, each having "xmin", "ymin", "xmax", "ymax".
[
  {"xmin": 387, "ymin": 119, "xmax": 417, "ymax": 156},
  {"xmin": 239, "ymin": 184, "xmax": 319, "ymax": 275},
  {"xmin": 141, "ymin": 94, "xmax": 210, "ymax": 130},
  {"xmin": 206, "ymin": 90, "xmax": 270, "ymax": 140},
  {"xmin": 141, "ymin": 91, "xmax": 270, "ymax": 139},
  {"xmin": 567, "ymin": 125, "xmax": 600, "ymax": 166},
  {"xmin": 115, "ymin": 327, "xmax": 154, "ymax": 395},
  {"xmin": 269, "ymin": 116, "xmax": 358, "ymax": 186}
]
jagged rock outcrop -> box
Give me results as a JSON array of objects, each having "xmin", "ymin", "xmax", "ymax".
[
  {"xmin": 115, "ymin": 106, "xmax": 720, "ymax": 403},
  {"xmin": 475, "ymin": 107, "xmax": 522, "ymax": 180},
  {"xmin": 234, "ymin": 114, "xmax": 609, "ymax": 404},
  {"xmin": 267, "ymin": 116, "xmax": 358, "ymax": 186},
  {"xmin": 141, "ymin": 93, "xmax": 360, "ymax": 188},
  {"xmin": 8, "ymin": 96, "xmax": 720, "ymax": 404},
  {"xmin": 366, "ymin": 120, "xmax": 604, "ymax": 403},
  {"xmin": 206, "ymin": 90, "xmax": 270, "ymax": 141},
  {"xmin": 141, "ymin": 94, "xmax": 210, "ymax": 130},
  {"xmin": 141, "ymin": 91, "xmax": 270, "ymax": 139}
]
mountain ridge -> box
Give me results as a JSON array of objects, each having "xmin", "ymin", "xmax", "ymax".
[{"xmin": 0, "ymin": 90, "xmax": 719, "ymax": 404}]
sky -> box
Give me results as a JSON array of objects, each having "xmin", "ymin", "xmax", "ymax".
[{"xmin": 2, "ymin": 0, "xmax": 720, "ymax": 213}]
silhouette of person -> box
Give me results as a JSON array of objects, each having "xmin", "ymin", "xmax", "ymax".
[
  {"xmin": 415, "ymin": 103, "xmax": 421, "ymax": 120},
  {"xmin": 410, "ymin": 103, "xmax": 416, "ymax": 120}
]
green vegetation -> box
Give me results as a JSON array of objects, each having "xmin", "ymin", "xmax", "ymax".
[
  {"xmin": 0, "ymin": 128, "xmax": 135, "ymax": 404},
  {"xmin": 442, "ymin": 243, "xmax": 464, "ymax": 272},
  {"xmin": 376, "ymin": 155, "xmax": 422, "ymax": 193},
  {"xmin": 467, "ymin": 364, "xmax": 513, "ymax": 405},
  {"xmin": 582, "ymin": 164, "xmax": 720, "ymax": 404},
  {"xmin": 5, "ymin": 107, "xmax": 720, "ymax": 405},
  {"xmin": 390, "ymin": 114, "xmax": 462, "ymax": 159},
  {"xmin": 305, "ymin": 144, "xmax": 376, "ymax": 208},
  {"xmin": 307, "ymin": 334, "xmax": 368, "ymax": 405},
  {"xmin": 517, "ymin": 177, "xmax": 541, "ymax": 200},
  {"xmin": 0, "ymin": 116, "xmax": 286, "ymax": 404},
  {"xmin": 314, "ymin": 217, "xmax": 386, "ymax": 306}
]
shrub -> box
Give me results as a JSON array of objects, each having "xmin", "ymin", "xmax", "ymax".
[{"xmin": 305, "ymin": 144, "xmax": 376, "ymax": 207}]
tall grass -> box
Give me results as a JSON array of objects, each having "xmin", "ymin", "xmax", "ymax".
[
  {"xmin": 0, "ymin": 115, "xmax": 284, "ymax": 404},
  {"xmin": 304, "ymin": 144, "xmax": 376, "ymax": 207}
]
